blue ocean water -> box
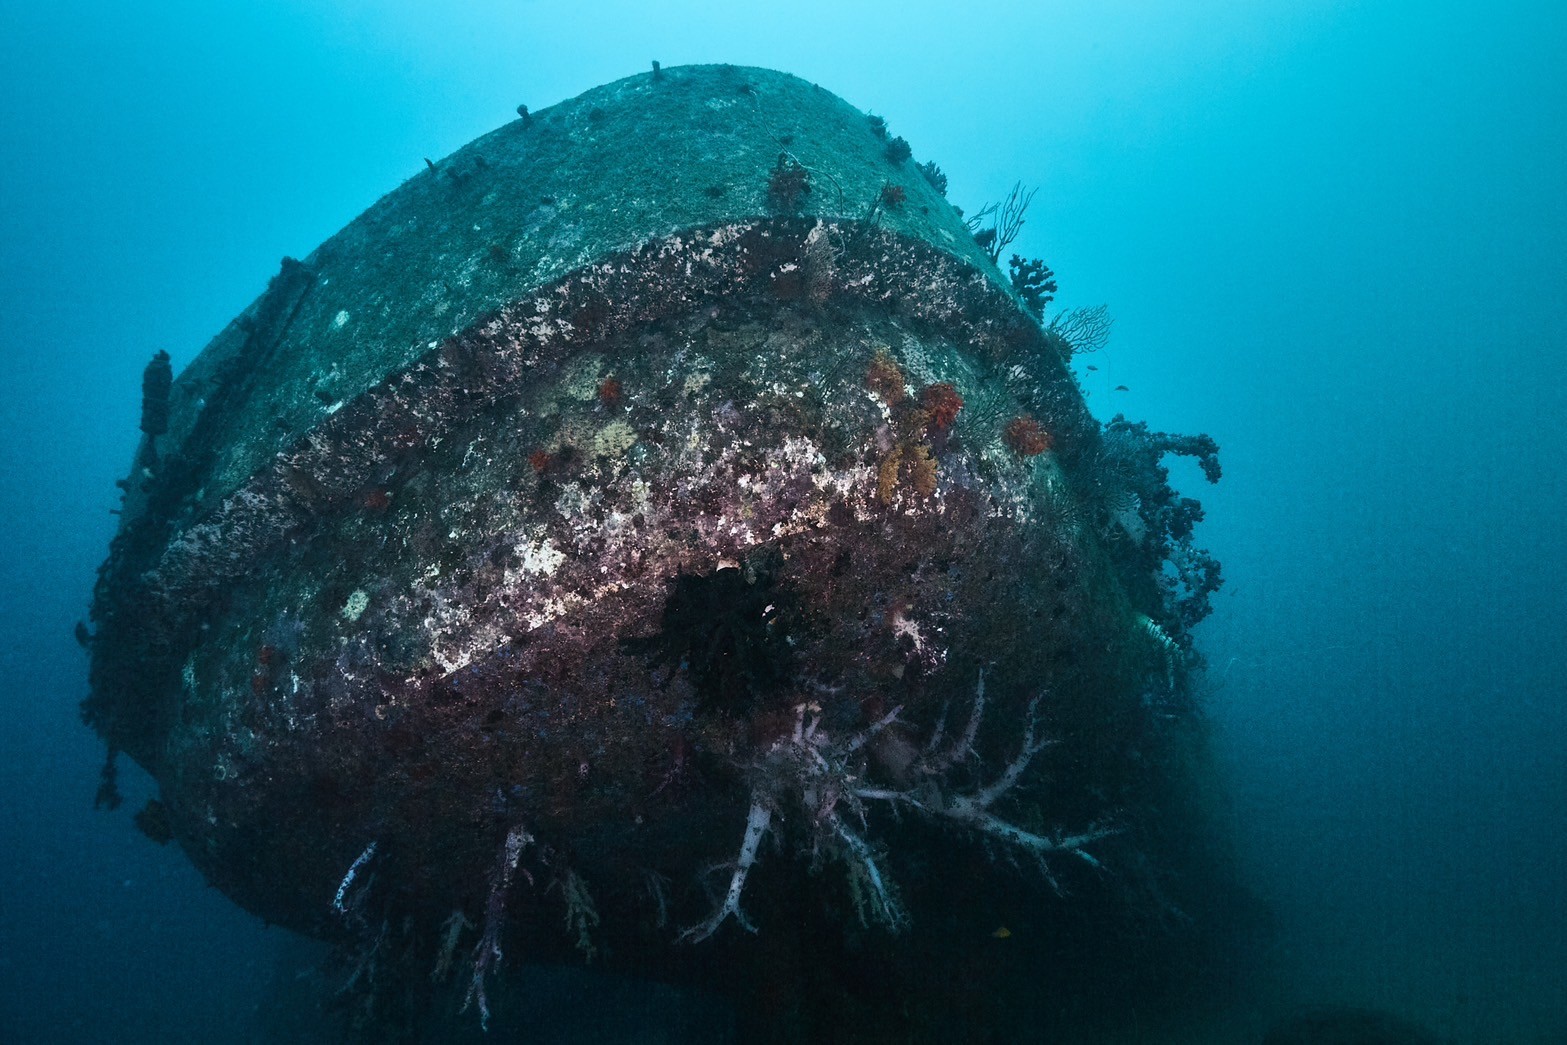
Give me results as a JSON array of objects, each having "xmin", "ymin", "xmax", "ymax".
[{"xmin": 1, "ymin": 2, "xmax": 1562, "ymax": 1041}]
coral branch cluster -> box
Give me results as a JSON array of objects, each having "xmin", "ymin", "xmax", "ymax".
[
  {"xmin": 463, "ymin": 824, "xmax": 534, "ymax": 1031},
  {"xmin": 1047, "ymin": 304, "xmax": 1114, "ymax": 355},
  {"xmin": 1004, "ymin": 415, "xmax": 1053, "ymax": 457},
  {"xmin": 966, "ymin": 182, "xmax": 1037, "ymax": 264},
  {"xmin": 1008, "ymin": 255, "xmax": 1058, "ymax": 320},
  {"xmin": 680, "ymin": 801, "xmax": 775, "ymax": 942},
  {"xmin": 682, "ymin": 674, "xmax": 1113, "ymax": 940},
  {"xmin": 864, "ymin": 352, "xmax": 964, "ymax": 504}
]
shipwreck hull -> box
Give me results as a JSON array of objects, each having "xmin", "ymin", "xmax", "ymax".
[{"xmin": 87, "ymin": 65, "xmax": 1225, "ymax": 1039}]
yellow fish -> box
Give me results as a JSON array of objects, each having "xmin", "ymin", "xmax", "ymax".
[{"xmin": 991, "ymin": 926, "xmax": 1012, "ymax": 939}]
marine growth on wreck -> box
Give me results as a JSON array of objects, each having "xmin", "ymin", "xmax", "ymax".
[{"xmin": 85, "ymin": 64, "xmax": 1228, "ymax": 1041}]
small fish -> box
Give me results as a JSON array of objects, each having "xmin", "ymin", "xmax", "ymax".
[
  {"xmin": 991, "ymin": 926, "xmax": 1012, "ymax": 939},
  {"xmin": 1085, "ymin": 364, "xmax": 1098, "ymax": 371},
  {"xmin": 1114, "ymin": 384, "xmax": 1129, "ymax": 392}
]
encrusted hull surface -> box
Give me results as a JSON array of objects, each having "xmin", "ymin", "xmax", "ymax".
[{"xmin": 87, "ymin": 65, "xmax": 1225, "ymax": 1039}]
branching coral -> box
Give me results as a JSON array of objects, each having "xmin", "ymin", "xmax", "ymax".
[
  {"xmin": 1008, "ymin": 255, "xmax": 1058, "ymax": 321},
  {"xmin": 1005, "ymin": 415, "xmax": 1053, "ymax": 457},
  {"xmin": 1048, "ymin": 304, "xmax": 1114, "ymax": 355},
  {"xmin": 919, "ymin": 382, "xmax": 963, "ymax": 433},
  {"xmin": 916, "ymin": 160, "xmax": 948, "ymax": 197},
  {"xmin": 680, "ymin": 675, "xmax": 1113, "ymax": 940},
  {"xmin": 865, "ymin": 355, "xmax": 957, "ymax": 503},
  {"xmin": 864, "ymin": 350, "xmax": 907, "ymax": 405},
  {"xmin": 1097, "ymin": 416, "xmax": 1224, "ymax": 632},
  {"xmin": 877, "ymin": 446, "xmax": 906, "ymax": 504},
  {"xmin": 553, "ymin": 868, "xmax": 601, "ymax": 962},
  {"xmin": 462, "ymin": 824, "xmax": 533, "ymax": 1031},
  {"xmin": 966, "ymin": 182, "xmax": 1037, "ymax": 265},
  {"xmin": 877, "ymin": 443, "xmax": 938, "ymax": 503}
]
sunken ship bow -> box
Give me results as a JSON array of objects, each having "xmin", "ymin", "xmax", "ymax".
[{"xmin": 86, "ymin": 65, "xmax": 1228, "ymax": 1039}]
